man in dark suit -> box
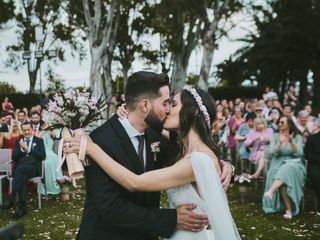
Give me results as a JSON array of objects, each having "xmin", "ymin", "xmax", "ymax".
[
  {"xmin": 77, "ymin": 72, "xmax": 209, "ymax": 240},
  {"xmin": 305, "ymin": 118, "xmax": 320, "ymax": 215},
  {"xmin": 2, "ymin": 122, "xmax": 46, "ymax": 219}
]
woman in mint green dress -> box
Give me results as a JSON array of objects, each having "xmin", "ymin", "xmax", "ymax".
[
  {"xmin": 39, "ymin": 130, "xmax": 63, "ymax": 195},
  {"xmin": 263, "ymin": 115, "xmax": 306, "ymax": 219}
]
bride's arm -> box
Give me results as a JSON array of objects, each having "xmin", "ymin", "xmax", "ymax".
[{"xmin": 67, "ymin": 138, "xmax": 195, "ymax": 192}]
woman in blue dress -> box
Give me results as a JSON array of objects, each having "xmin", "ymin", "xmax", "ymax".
[
  {"xmin": 39, "ymin": 130, "xmax": 63, "ymax": 195},
  {"xmin": 263, "ymin": 115, "xmax": 306, "ymax": 219}
]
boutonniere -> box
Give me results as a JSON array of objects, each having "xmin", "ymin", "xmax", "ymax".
[
  {"xmin": 32, "ymin": 143, "xmax": 37, "ymax": 148},
  {"xmin": 150, "ymin": 141, "xmax": 160, "ymax": 162}
]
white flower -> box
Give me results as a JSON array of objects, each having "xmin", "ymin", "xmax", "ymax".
[{"xmin": 150, "ymin": 142, "xmax": 161, "ymax": 153}]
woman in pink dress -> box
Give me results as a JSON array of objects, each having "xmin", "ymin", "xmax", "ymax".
[
  {"xmin": 227, "ymin": 106, "xmax": 245, "ymax": 165},
  {"xmin": 2, "ymin": 97, "xmax": 14, "ymax": 112},
  {"xmin": 244, "ymin": 117, "xmax": 273, "ymax": 179}
]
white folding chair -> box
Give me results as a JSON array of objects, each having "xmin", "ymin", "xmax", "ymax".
[
  {"xmin": 0, "ymin": 149, "xmax": 12, "ymax": 206},
  {"xmin": 7, "ymin": 160, "xmax": 46, "ymax": 209},
  {"xmin": 28, "ymin": 161, "xmax": 46, "ymax": 209}
]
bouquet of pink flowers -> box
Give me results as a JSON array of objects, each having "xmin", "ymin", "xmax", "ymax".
[
  {"xmin": 44, "ymin": 88, "xmax": 107, "ymax": 129},
  {"xmin": 43, "ymin": 88, "xmax": 107, "ymax": 179}
]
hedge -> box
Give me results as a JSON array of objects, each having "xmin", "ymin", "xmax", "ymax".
[
  {"xmin": 208, "ymin": 86, "xmax": 264, "ymax": 100},
  {"xmin": 0, "ymin": 93, "xmax": 43, "ymax": 110},
  {"xmin": 0, "ymin": 86, "xmax": 264, "ymax": 110}
]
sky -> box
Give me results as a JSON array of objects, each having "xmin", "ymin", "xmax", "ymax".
[{"xmin": 0, "ymin": 12, "xmax": 254, "ymax": 93}]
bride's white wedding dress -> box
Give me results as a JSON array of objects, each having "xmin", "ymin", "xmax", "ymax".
[{"xmin": 166, "ymin": 151, "xmax": 241, "ymax": 240}]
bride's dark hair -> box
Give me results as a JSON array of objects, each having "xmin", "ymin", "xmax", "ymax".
[{"xmin": 169, "ymin": 88, "xmax": 221, "ymax": 164}]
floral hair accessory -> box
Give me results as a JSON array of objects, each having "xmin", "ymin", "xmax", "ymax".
[{"xmin": 183, "ymin": 85, "xmax": 211, "ymax": 129}]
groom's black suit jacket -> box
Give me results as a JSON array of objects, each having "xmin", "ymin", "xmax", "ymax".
[{"xmin": 77, "ymin": 115, "xmax": 177, "ymax": 240}]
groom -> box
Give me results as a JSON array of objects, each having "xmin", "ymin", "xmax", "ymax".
[{"xmin": 77, "ymin": 71, "xmax": 231, "ymax": 240}]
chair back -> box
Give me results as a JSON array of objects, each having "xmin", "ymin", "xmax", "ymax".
[{"xmin": 0, "ymin": 149, "xmax": 12, "ymax": 175}]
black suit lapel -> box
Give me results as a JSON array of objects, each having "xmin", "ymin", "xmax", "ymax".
[
  {"xmin": 120, "ymin": 138, "xmax": 144, "ymax": 174},
  {"xmin": 109, "ymin": 116, "xmax": 144, "ymax": 174},
  {"xmin": 145, "ymin": 130, "xmax": 156, "ymax": 172}
]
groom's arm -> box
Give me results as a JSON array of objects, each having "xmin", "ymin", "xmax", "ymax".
[{"xmin": 86, "ymin": 159, "xmax": 177, "ymax": 238}]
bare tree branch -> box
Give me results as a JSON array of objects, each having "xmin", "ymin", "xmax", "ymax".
[
  {"xmin": 94, "ymin": 0, "xmax": 102, "ymax": 34},
  {"xmin": 82, "ymin": 0, "xmax": 93, "ymax": 35}
]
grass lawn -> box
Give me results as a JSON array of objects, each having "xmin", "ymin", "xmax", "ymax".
[{"xmin": 1, "ymin": 180, "xmax": 319, "ymax": 240}]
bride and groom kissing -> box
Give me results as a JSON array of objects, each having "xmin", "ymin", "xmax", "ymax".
[{"xmin": 64, "ymin": 71, "xmax": 240, "ymax": 240}]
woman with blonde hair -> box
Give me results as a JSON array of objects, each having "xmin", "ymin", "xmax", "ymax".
[{"xmin": 244, "ymin": 117, "xmax": 273, "ymax": 179}]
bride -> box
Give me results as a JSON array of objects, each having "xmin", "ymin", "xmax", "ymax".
[{"xmin": 65, "ymin": 86, "xmax": 240, "ymax": 240}]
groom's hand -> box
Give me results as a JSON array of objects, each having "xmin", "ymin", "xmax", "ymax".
[{"xmin": 176, "ymin": 204, "xmax": 208, "ymax": 232}]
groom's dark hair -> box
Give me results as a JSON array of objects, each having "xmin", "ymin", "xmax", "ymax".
[{"xmin": 125, "ymin": 71, "xmax": 169, "ymax": 110}]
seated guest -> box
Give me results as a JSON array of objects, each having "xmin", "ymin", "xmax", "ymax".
[
  {"xmin": 263, "ymin": 116, "xmax": 306, "ymax": 219},
  {"xmin": 254, "ymin": 103, "xmax": 265, "ymax": 118},
  {"xmin": 296, "ymin": 110, "xmax": 313, "ymax": 143},
  {"xmin": 30, "ymin": 112, "xmax": 43, "ymax": 137},
  {"xmin": 17, "ymin": 110, "xmax": 27, "ymax": 126},
  {"xmin": 2, "ymin": 122, "xmax": 46, "ymax": 219},
  {"xmin": 37, "ymin": 121, "xmax": 63, "ymax": 195},
  {"xmin": 22, "ymin": 108, "xmax": 29, "ymax": 119},
  {"xmin": 235, "ymin": 112, "xmax": 256, "ymax": 174},
  {"xmin": 305, "ymin": 118, "xmax": 320, "ymax": 216},
  {"xmin": 0, "ymin": 113, "xmax": 6, "ymax": 128},
  {"xmin": 227, "ymin": 106, "xmax": 245, "ymax": 165},
  {"xmin": 0, "ymin": 112, "xmax": 13, "ymax": 133},
  {"xmin": 5, "ymin": 119, "xmax": 22, "ymax": 151},
  {"xmin": 244, "ymin": 117, "xmax": 273, "ymax": 179},
  {"xmin": 267, "ymin": 107, "xmax": 281, "ymax": 133}
]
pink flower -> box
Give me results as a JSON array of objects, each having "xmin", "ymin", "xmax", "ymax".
[{"xmin": 91, "ymin": 97, "xmax": 98, "ymax": 105}]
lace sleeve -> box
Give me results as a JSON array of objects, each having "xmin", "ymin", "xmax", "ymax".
[{"xmin": 190, "ymin": 152, "xmax": 241, "ymax": 240}]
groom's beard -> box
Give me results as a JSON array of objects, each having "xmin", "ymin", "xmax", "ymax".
[{"xmin": 145, "ymin": 109, "xmax": 164, "ymax": 133}]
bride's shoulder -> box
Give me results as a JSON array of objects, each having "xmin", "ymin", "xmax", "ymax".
[
  {"xmin": 190, "ymin": 151, "xmax": 221, "ymax": 174},
  {"xmin": 191, "ymin": 150, "xmax": 218, "ymax": 161}
]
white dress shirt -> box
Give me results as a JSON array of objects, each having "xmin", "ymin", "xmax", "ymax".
[
  {"xmin": 119, "ymin": 118, "xmax": 146, "ymax": 170},
  {"xmin": 21, "ymin": 135, "xmax": 34, "ymax": 154}
]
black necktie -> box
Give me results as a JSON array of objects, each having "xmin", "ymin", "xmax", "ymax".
[
  {"xmin": 136, "ymin": 135, "xmax": 145, "ymax": 170},
  {"xmin": 25, "ymin": 139, "xmax": 30, "ymax": 155}
]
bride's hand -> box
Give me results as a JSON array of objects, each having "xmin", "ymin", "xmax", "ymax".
[
  {"xmin": 219, "ymin": 160, "xmax": 233, "ymax": 191},
  {"xmin": 63, "ymin": 135, "xmax": 93, "ymax": 155},
  {"xmin": 117, "ymin": 103, "xmax": 128, "ymax": 119}
]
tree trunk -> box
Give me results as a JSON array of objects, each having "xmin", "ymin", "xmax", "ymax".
[
  {"xmin": 312, "ymin": 68, "xmax": 320, "ymax": 114},
  {"xmin": 122, "ymin": 64, "xmax": 129, "ymax": 92},
  {"xmin": 198, "ymin": 40, "xmax": 216, "ymax": 90},
  {"xmin": 28, "ymin": 59, "xmax": 41, "ymax": 93},
  {"xmin": 171, "ymin": 53, "xmax": 187, "ymax": 91},
  {"xmin": 28, "ymin": 69, "xmax": 36, "ymax": 93},
  {"xmin": 83, "ymin": 0, "xmax": 120, "ymax": 101},
  {"xmin": 89, "ymin": 47, "xmax": 104, "ymax": 98},
  {"xmin": 103, "ymin": 58, "xmax": 113, "ymax": 119}
]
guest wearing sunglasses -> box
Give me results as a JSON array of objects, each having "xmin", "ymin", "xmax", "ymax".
[
  {"xmin": 262, "ymin": 116, "xmax": 306, "ymax": 219},
  {"xmin": 254, "ymin": 103, "xmax": 265, "ymax": 118}
]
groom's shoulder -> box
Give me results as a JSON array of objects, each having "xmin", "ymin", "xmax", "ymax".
[{"xmin": 89, "ymin": 115, "xmax": 119, "ymax": 140}]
